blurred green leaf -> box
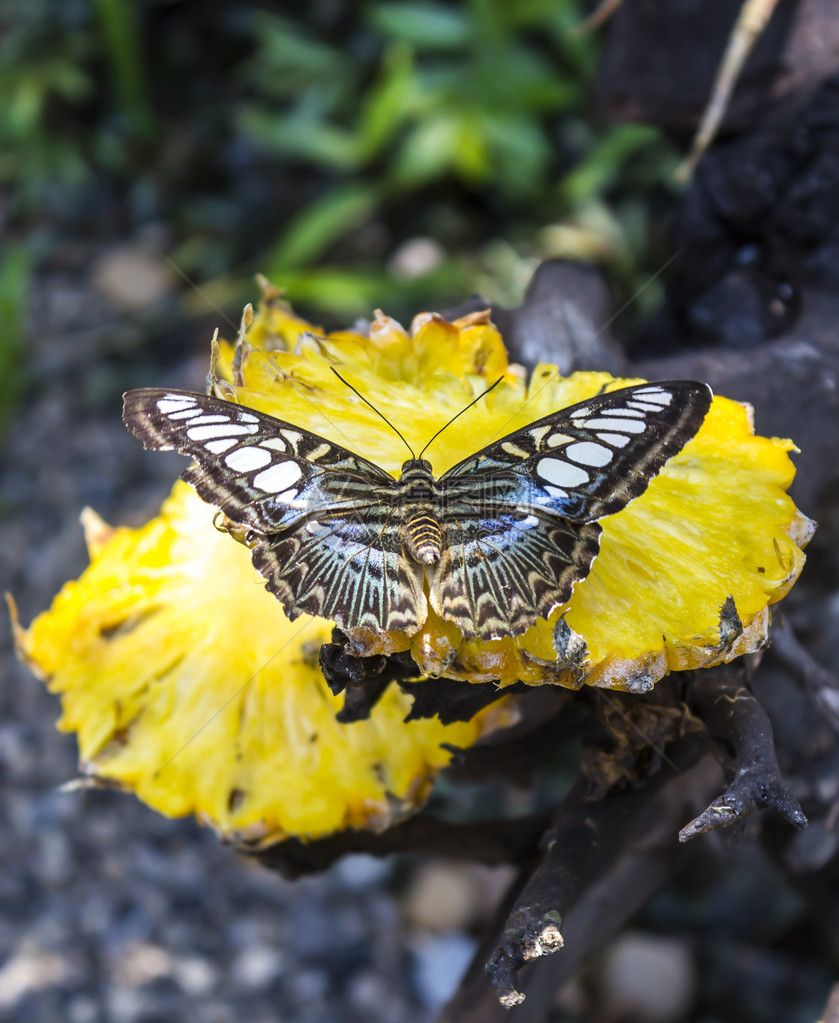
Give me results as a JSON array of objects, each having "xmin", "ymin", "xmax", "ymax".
[
  {"xmin": 480, "ymin": 112, "xmax": 551, "ymax": 196},
  {"xmin": 391, "ymin": 112, "xmax": 485, "ymax": 187},
  {"xmin": 0, "ymin": 244, "xmax": 31, "ymax": 427},
  {"xmin": 93, "ymin": 0, "xmax": 155, "ymax": 137},
  {"xmin": 267, "ymin": 182, "xmax": 382, "ymax": 270},
  {"xmin": 275, "ymin": 260, "xmax": 471, "ymax": 318},
  {"xmin": 240, "ymin": 107, "xmax": 361, "ymax": 169},
  {"xmin": 247, "ymin": 11, "xmax": 355, "ymax": 97},
  {"xmin": 367, "ymin": 2, "xmax": 472, "ymax": 49},
  {"xmin": 559, "ymin": 124, "xmax": 665, "ymax": 206},
  {"xmin": 355, "ymin": 45, "xmax": 420, "ymax": 162},
  {"xmin": 0, "ymin": 23, "xmax": 94, "ymax": 208}
]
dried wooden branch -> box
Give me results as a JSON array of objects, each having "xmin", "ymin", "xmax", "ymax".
[
  {"xmin": 680, "ymin": 666, "xmax": 807, "ymax": 841},
  {"xmin": 253, "ymin": 811, "xmax": 550, "ymax": 880}
]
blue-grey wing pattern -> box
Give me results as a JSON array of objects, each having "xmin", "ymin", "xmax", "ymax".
[
  {"xmin": 122, "ymin": 389, "xmax": 426, "ymax": 632},
  {"xmin": 431, "ymin": 382, "xmax": 712, "ymax": 638}
]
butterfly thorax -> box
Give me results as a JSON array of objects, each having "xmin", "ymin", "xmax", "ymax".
[{"xmin": 399, "ymin": 458, "xmax": 443, "ymax": 565}]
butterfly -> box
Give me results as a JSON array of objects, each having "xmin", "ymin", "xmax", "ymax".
[{"xmin": 123, "ymin": 379, "xmax": 712, "ymax": 642}]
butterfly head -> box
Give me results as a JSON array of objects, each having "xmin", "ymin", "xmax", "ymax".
[
  {"xmin": 400, "ymin": 458, "xmax": 433, "ymax": 478},
  {"xmin": 399, "ymin": 459, "xmax": 437, "ymax": 505}
]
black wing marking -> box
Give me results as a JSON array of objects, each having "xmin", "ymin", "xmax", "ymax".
[{"xmin": 123, "ymin": 388, "xmax": 425, "ymax": 632}]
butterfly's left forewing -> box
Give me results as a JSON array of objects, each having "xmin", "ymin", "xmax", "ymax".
[
  {"xmin": 122, "ymin": 389, "xmax": 427, "ymax": 633},
  {"xmin": 431, "ymin": 381, "xmax": 712, "ymax": 639}
]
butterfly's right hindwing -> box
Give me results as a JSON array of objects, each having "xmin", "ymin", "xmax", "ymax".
[{"xmin": 122, "ymin": 388, "xmax": 426, "ymax": 632}]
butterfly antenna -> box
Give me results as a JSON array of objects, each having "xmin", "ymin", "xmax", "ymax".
[
  {"xmin": 330, "ymin": 368, "xmax": 416, "ymax": 459},
  {"xmin": 418, "ymin": 377, "xmax": 504, "ymax": 460}
]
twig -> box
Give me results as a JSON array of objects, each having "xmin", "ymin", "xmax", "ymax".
[
  {"xmin": 681, "ymin": 667, "xmax": 807, "ymax": 841},
  {"xmin": 483, "ymin": 731, "xmax": 707, "ymax": 1008},
  {"xmin": 252, "ymin": 812, "xmax": 551, "ymax": 880},
  {"xmin": 572, "ymin": 0, "xmax": 626, "ymax": 36},
  {"xmin": 676, "ymin": 0, "xmax": 783, "ymax": 180}
]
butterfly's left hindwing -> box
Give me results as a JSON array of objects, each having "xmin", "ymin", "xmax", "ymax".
[{"xmin": 122, "ymin": 389, "xmax": 426, "ymax": 632}]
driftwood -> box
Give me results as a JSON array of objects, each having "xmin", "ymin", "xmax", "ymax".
[{"xmin": 251, "ymin": 37, "xmax": 839, "ymax": 1021}]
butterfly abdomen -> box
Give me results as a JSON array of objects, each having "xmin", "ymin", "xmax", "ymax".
[
  {"xmin": 398, "ymin": 458, "xmax": 443, "ymax": 565},
  {"xmin": 405, "ymin": 512, "xmax": 443, "ymax": 565}
]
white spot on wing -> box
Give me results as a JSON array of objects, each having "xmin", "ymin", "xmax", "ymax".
[
  {"xmin": 205, "ymin": 438, "xmax": 237, "ymax": 453},
  {"xmin": 627, "ymin": 400, "xmax": 665, "ymax": 412},
  {"xmin": 238, "ymin": 413, "xmax": 259, "ymax": 423},
  {"xmin": 602, "ymin": 408, "xmax": 645, "ymax": 418},
  {"xmin": 157, "ymin": 397, "xmax": 195, "ymax": 414},
  {"xmin": 537, "ymin": 457, "xmax": 590, "ymax": 488},
  {"xmin": 502, "ymin": 441, "xmax": 529, "ymax": 458},
  {"xmin": 635, "ymin": 388, "xmax": 671, "ymax": 405},
  {"xmin": 187, "ymin": 423, "xmax": 257, "ymax": 440},
  {"xmin": 225, "ymin": 446, "xmax": 272, "ymax": 472},
  {"xmin": 273, "ymin": 487, "xmax": 303, "ymax": 503},
  {"xmin": 597, "ymin": 432, "xmax": 630, "ymax": 448},
  {"xmin": 168, "ymin": 408, "xmax": 204, "ymax": 420},
  {"xmin": 570, "ymin": 407, "xmax": 589, "ymax": 418},
  {"xmin": 583, "ymin": 417, "xmax": 646, "ymax": 433},
  {"xmin": 186, "ymin": 415, "xmax": 231, "ymax": 426},
  {"xmin": 566, "ymin": 442, "xmax": 612, "ymax": 467},
  {"xmin": 545, "ymin": 485, "xmax": 568, "ymax": 499},
  {"xmin": 253, "ymin": 461, "xmax": 302, "ymax": 493},
  {"xmin": 261, "ymin": 438, "xmax": 288, "ymax": 452}
]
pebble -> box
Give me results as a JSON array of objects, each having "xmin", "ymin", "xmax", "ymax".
[
  {"xmin": 91, "ymin": 245, "xmax": 174, "ymax": 312},
  {"xmin": 410, "ymin": 932, "xmax": 477, "ymax": 1011},
  {"xmin": 599, "ymin": 932, "xmax": 697, "ymax": 1022},
  {"xmin": 403, "ymin": 860, "xmax": 515, "ymax": 932},
  {"xmin": 173, "ymin": 955, "xmax": 217, "ymax": 997},
  {"xmin": 388, "ymin": 238, "xmax": 444, "ymax": 280},
  {"xmin": 229, "ymin": 944, "xmax": 284, "ymax": 991}
]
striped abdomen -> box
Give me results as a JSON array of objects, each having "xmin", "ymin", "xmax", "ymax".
[{"xmin": 406, "ymin": 511, "xmax": 442, "ymax": 565}]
